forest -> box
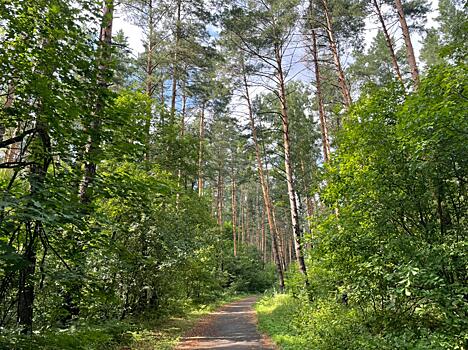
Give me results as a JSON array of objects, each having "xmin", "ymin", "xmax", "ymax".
[{"xmin": 0, "ymin": 0, "xmax": 466, "ymax": 349}]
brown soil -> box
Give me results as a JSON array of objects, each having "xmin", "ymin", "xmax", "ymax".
[{"xmin": 175, "ymin": 296, "xmax": 276, "ymax": 350}]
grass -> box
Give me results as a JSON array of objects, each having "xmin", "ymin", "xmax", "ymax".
[
  {"xmin": 0, "ymin": 294, "xmax": 248, "ymax": 350},
  {"xmin": 255, "ymin": 293, "xmax": 467, "ymax": 350},
  {"xmin": 256, "ymin": 293, "xmax": 369, "ymax": 350},
  {"xmin": 255, "ymin": 293, "xmax": 309, "ymax": 350}
]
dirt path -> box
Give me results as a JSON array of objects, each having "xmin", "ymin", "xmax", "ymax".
[{"xmin": 175, "ymin": 296, "xmax": 276, "ymax": 350}]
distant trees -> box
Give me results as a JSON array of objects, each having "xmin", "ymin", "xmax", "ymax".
[{"xmin": 222, "ymin": 0, "xmax": 312, "ymax": 287}]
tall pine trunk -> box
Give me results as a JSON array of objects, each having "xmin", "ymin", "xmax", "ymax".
[
  {"xmin": 144, "ymin": 0, "xmax": 155, "ymax": 158},
  {"xmin": 216, "ymin": 170, "xmax": 224, "ymax": 227},
  {"xmin": 197, "ymin": 104, "xmax": 205, "ymax": 197},
  {"xmin": 171, "ymin": 0, "xmax": 182, "ymax": 116},
  {"xmin": 231, "ymin": 176, "xmax": 238, "ymax": 256},
  {"xmin": 311, "ymin": 29, "xmax": 331, "ymax": 163},
  {"xmin": 321, "ymin": 0, "xmax": 352, "ymax": 113},
  {"xmin": 274, "ymin": 44, "xmax": 309, "ymax": 288},
  {"xmin": 394, "ymin": 0, "xmax": 419, "ymax": 86},
  {"xmin": 372, "ymin": 0, "xmax": 404, "ymax": 83}
]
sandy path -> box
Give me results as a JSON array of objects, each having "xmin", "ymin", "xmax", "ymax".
[{"xmin": 175, "ymin": 296, "xmax": 276, "ymax": 350}]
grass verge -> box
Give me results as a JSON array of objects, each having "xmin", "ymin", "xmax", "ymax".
[
  {"xmin": 255, "ymin": 293, "xmax": 308, "ymax": 350},
  {"xmin": 256, "ymin": 293, "xmax": 466, "ymax": 350}
]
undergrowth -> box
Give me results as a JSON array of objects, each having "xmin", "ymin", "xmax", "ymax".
[
  {"xmin": 0, "ymin": 293, "xmax": 246, "ymax": 350},
  {"xmin": 256, "ymin": 293, "xmax": 467, "ymax": 350}
]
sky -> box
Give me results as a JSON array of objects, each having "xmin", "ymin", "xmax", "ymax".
[{"xmin": 114, "ymin": 11, "xmax": 143, "ymax": 54}]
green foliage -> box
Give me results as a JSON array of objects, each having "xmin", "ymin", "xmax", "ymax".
[
  {"xmin": 421, "ymin": 0, "xmax": 467, "ymax": 66},
  {"xmin": 348, "ymin": 31, "xmax": 407, "ymax": 89},
  {"xmin": 303, "ymin": 63, "xmax": 468, "ymax": 349},
  {"xmin": 437, "ymin": 0, "xmax": 468, "ymax": 61},
  {"xmin": 257, "ymin": 293, "xmax": 467, "ymax": 350},
  {"xmin": 224, "ymin": 244, "xmax": 276, "ymax": 293},
  {"xmin": 0, "ymin": 294, "xmax": 245, "ymax": 350},
  {"xmin": 1, "ymin": 0, "xmax": 465, "ymax": 348}
]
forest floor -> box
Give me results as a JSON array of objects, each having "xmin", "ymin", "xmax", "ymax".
[{"xmin": 175, "ymin": 296, "xmax": 276, "ymax": 350}]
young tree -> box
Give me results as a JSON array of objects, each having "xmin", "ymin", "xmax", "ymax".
[{"xmin": 0, "ymin": 0, "xmax": 103, "ymax": 332}]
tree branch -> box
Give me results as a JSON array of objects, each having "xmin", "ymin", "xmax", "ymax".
[{"xmin": 0, "ymin": 128, "xmax": 36, "ymax": 149}]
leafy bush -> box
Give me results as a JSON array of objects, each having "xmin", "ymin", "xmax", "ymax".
[
  {"xmin": 257, "ymin": 294, "xmax": 468, "ymax": 350},
  {"xmin": 224, "ymin": 243, "xmax": 276, "ymax": 293},
  {"xmin": 259, "ymin": 64, "xmax": 468, "ymax": 350}
]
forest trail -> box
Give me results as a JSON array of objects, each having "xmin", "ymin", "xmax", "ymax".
[{"xmin": 175, "ymin": 296, "xmax": 276, "ymax": 350}]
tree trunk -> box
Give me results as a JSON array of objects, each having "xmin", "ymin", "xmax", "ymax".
[
  {"xmin": 372, "ymin": 0, "xmax": 404, "ymax": 83},
  {"xmin": 311, "ymin": 29, "xmax": 331, "ymax": 162},
  {"xmin": 144, "ymin": 0, "xmax": 155, "ymax": 158},
  {"xmin": 321, "ymin": 0, "xmax": 352, "ymax": 113},
  {"xmin": 160, "ymin": 80, "xmax": 165, "ymax": 106},
  {"xmin": 1, "ymin": 83, "xmax": 14, "ymax": 147},
  {"xmin": 0, "ymin": 83, "xmax": 15, "ymax": 149},
  {"xmin": 394, "ymin": 0, "xmax": 419, "ymax": 86},
  {"xmin": 4, "ymin": 124, "xmax": 21, "ymax": 163},
  {"xmin": 275, "ymin": 45, "xmax": 309, "ymax": 287},
  {"xmin": 240, "ymin": 192, "xmax": 245, "ymax": 244},
  {"xmin": 73, "ymin": 0, "xmax": 113, "ymax": 321},
  {"xmin": 255, "ymin": 184, "xmax": 261, "ymax": 250},
  {"xmin": 245, "ymin": 192, "xmax": 250, "ymax": 244},
  {"xmin": 181, "ymin": 78, "xmax": 187, "ymax": 136},
  {"xmin": 17, "ymin": 121, "xmax": 51, "ymax": 333},
  {"xmin": 197, "ymin": 104, "xmax": 205, "ymax": 197},
  {"xmin": 231, "ymin": 176, "xmax": 237, "ymax": 256},
  {"xmin": 217, "ymin": 170, "xmax": 224, "ymax": 227},
  {"xmin": 261, "ymin": 205, "xmax": 266, "ymax": 262},
  {"xmin": 176, "ymin": 78, "xmax": 187, "ymax": 200},
  {"xmin": 79, "ymin": 0, "xmax": 114, "ymax": 203},
  {"xmin": 17, "ymin": 224, "xmax": 37, "ymax": 334}
]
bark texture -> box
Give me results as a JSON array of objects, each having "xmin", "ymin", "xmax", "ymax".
[
  {"xmin": 274, "ymin": 44, "xmax": 309, "ymax": 287},
  {"xmin": 321, "ymin": 0, "xmax": 352, "ymax": 111},
  {"xmin": 394, "ymin": 0, "xmax": 420, "ymax": 85},
  {"xmin": 372, "ymin": 0, "xmax": 404, "ymax": 83}
]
